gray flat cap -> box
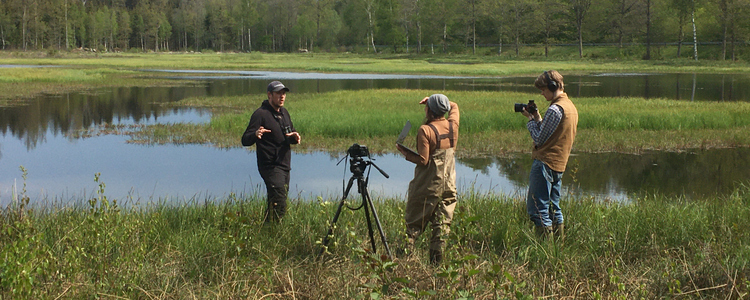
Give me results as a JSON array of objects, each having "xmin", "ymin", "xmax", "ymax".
[{"xmin": 427, "ymin": 94, "xmax": 451, "ymax": 116}]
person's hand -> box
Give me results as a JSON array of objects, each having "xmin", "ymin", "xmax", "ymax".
[
  {"xmin": 286, "ymin": 131, "xmax": 301, "ymax": 144},
  {"xmin": 419, "ymin": 96, "xmax": 429, "ymax": 105},
  {"xmin": 256, "ymin": 126, "xmax": 271, "ymax": 139},
  {"xmin": 522, "ymin": 108, "xmax": 540, "ymax": 121},
  {"xmin": 521, "ymin": 108, "xmax": 531, "ymax": 118}
]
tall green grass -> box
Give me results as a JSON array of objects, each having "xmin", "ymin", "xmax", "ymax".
[
  {"xmin": 2, "ymin": 173, "xmax": 749, "ymax": 298},
  {"xmin": 156, "ymin": 89, "xmax": 750, "ymax": 154}
]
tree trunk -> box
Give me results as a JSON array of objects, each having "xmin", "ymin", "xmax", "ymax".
[
  {"xmin": 65, "ymin": 0, "xmax": 69, "ymax": 49},
  {"xmin": 366, "ymin": 2, "xmax": 376, "ymax": 53},
  {"xmin": 720, "ymin": 0, "xmax": 728, "ymax": 60},
  {"xmin": 578, "ymin": 27, "xmax": 582, "ymax": 58},
  {"xmin": 677, "ymin": 15, "xmax": 683, "ymax": 58},
  {"xmin": 23, "ymin": 4, "xmax": 27, "ymax": 51},
  {"xmin": 730, "ymin": 18, "xmax": 735, "ymax": 61},
  {"xmin": 691, "ymin": 5, "xmax": 698, "ymax": 61},
  {"xmin": 417, "ymin": 21, "xmax": 422, "ymax": 54},
  {"xmin": 722, "ymin": 23, "xmax": 727, "ymax": 60},
  {"xmin": 499, "ymin": 29, "xmax": 503, "ymax": 55},
  {"xmin": 442, "ymin": 24, "xmax": 447, "ymax": 53},
  {"xmin": 472, "ymin": 0, "xmax": 476, "ymax": 54},
  {"xmin": 155, "ymin": 24, "xmax": 160, "ymax": 52},
  {"xmin": 644, "ymin": 0, "xmax": 651, "ymax": 60}
]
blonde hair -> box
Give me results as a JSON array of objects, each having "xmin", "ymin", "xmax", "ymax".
[{"xmin": 534, "ymin": 70, "xmax": 564, "ymax": 91}]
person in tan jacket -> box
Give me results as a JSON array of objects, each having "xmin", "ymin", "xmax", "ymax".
[
  {"xmin": 397, "ymin": 94, "xmax": 459, "ymax": 264},
  {"xmin": 520, "ymin": 70, "xmax": 578, "ymax": 238}
]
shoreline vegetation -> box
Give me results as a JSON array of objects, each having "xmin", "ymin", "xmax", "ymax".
[
  {"xmin": 2, "ymin": 52, "xmax": 750, "ymax": 298},
  {"xmin": 2, "ymin": 175, "xmax": 749, "ymax": 298}
]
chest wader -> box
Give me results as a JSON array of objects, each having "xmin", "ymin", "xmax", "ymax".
[{"xmin": 405, "ymin": 121, "xmax": 457, "ymax": 263}]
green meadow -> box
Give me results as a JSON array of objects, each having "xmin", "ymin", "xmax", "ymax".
[
  {"xmin": 2, "ymin": 53, "xmax": 750, "ymax": 298},
  {"xmin": 137, "ymin": 89, "xmax": 750, "ymax": 155}
]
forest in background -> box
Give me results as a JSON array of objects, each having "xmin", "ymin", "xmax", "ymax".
[{"xmin": 0, "ymin": 0, "xmax": 749, "ymax": 60}]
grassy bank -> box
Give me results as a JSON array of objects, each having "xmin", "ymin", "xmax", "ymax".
[
  {"xmin": 2, "ymin": 175, "xmax": 749, "ymax": 299},
  {"xmin": 4, "ymin": 51, "xmax": 750, "ymax": 77},
  {"xmin": 128, "ymin": 89, "xmax": 750, "ymax": 155},
  {"xmin": 0, "ymin": 66, "xmax": 193, "ymax": 100}
]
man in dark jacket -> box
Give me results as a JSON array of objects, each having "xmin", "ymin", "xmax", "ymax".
[{"xmin": 242, "ymin": 81, "xmax": 301, "ymax": 222}]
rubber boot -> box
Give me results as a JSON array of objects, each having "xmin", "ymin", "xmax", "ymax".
[
  {"xmin": 553, "ymin": 223, "xmax": 565, "ymax": 241},
  {"xmin": 429, "ymin": 249, "xmax": 443, "ymax": 265},
  {"xmin": 535, "ymin": 225, "xmax": 553, "ymax": 239}
]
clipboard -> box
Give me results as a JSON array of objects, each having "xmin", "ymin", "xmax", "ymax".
[{"xmin": 396, "ymin": 120, "xmax": 419, "ymax": 156}]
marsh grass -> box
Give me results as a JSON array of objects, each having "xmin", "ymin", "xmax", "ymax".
[
  {"xmin": 2, "ymin": 173, "xmax": 749, "ymax": 299},
  {"xmin": 144, "ymin": 89, "xmax": 750, "ymax": 154},
  {"xmin": 4, "ymin": 51, "xmax": 750, "ymax": 75}
]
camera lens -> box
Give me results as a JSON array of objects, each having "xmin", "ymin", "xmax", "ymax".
[{"xmin": 514, "ymin": 103, "xmax": 526, "ymax": 112}]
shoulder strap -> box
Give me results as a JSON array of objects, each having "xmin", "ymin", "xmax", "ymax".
[
  {"xmin": 427, "ymin": 123, "xmax": 441, "ymax": 150},
  {"xmin": 427, "ymin": 120, "xmax": 455, "ymax": 150}
]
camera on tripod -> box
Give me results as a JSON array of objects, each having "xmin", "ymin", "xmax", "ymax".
[
  {"xmin": 347, "ymin": 143, "xmax": 369, "ymax": 158},
  {"xmin": 347, "ymin": 144, "xmax": 370, "ymax": 176},
  {"xmin": 319, "ymin": 143, "xmax": 392, "ymax": 259}
]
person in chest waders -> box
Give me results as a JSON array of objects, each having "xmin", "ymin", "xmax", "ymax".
[{"xmin": 397, "ymin": 94, "xmax": 459, "ymax": 265}]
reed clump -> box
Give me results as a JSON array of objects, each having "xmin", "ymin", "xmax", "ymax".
[{"xmin": 2, "ymin": 173, "xmax": 749, "ymax": 299}]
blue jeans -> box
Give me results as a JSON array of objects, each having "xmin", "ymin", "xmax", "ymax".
[{"xmin": 526, "ymin": 159, "xmax": 564, "ymax": 227}]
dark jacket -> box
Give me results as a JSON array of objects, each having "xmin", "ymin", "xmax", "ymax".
[{"xmin": 241, "ymin": 100, "xmax": 298, "ymax": 171}]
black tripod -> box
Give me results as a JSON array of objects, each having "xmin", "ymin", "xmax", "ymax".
[{"xmin": 319, "ymin": 144, "xmax": 392, "ymax": 259}]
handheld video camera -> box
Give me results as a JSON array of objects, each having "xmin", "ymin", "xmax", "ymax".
[{"xmin": 514, "ymin": 100, "xmax": 538, "ymax": 114}]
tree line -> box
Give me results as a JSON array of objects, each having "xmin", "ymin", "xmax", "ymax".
[{"xmin": 0, "ymin": 0, "xmax": 749, "ymax": 60}]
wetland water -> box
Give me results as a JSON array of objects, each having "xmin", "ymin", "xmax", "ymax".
[{"xmin": 2, "ymin": 70, "xmax": 749, "ymax": 205}]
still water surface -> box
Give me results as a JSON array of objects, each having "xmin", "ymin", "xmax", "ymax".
[{"xmin": 1, "ymin": 70, "xmax": 749, "ymax": 205}]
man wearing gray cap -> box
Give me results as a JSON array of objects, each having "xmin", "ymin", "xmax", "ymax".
[
  {"xmin": 397, "ymin": 94, "xmax": 459, "ymax": 265},
  {"xmin": 242, "ymin": 81, "xmax": 301, "ymax": 223}
]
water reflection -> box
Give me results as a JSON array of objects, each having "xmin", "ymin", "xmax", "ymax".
[
  {"xmin": 3, "ymin": 71, "xmax": 750, "ymax": 205},
  {"xmin": 460, "ymin": 148, "xmax": 750, "ymax": 200},
  {"xmin": 147, "ymin": 70, "xmax": 750, "ymax": 101},
  {"xmin": 2, "ymin": 132, "xmax": 746, "ymax": 205}
]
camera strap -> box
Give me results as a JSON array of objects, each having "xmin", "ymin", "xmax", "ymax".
[{"xmin": 272, "ymin": 111, "xmax": 287, "ymax": 129}]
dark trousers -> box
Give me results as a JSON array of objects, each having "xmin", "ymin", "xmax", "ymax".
[{"xmin": 259, "ymin": 167, "xmax": 290, "ymax": 222}]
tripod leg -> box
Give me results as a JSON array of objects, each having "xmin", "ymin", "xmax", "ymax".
[
  {"xmin": 360, "ymin": 179, "xmax": 378, "ymax": 254},
  {"xmin": 361, "ymin": 185, "xmax": 393, "ymax": 259},
  {"xmin": 319, "ymin": 176, "xmax": 356, "ymax": 257}
]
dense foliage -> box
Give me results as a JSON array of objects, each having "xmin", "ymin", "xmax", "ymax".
[{"xmin": 1, "ymin": 0, "xmax": 749, "ymax": 60}]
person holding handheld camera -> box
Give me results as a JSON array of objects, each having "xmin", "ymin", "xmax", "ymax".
[
  {"xmin": 397, "ymin": 94, "xmax": 459, "ymax": 265},
  {"xmin": 242, "ymin": 81, "xmax": 301, "ymax": 223},
  {"xmin": 519, "ymin": 70, "xmax": 578, "ymax": 239}
]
